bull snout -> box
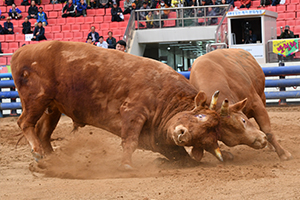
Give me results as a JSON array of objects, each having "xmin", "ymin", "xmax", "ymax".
[
  {"xmin": 173, "ymin": 125, "xmax": 192, "ymax": 146},
  {"xmin": 252, "ymin": 133, "xmax": 268, "ymax": 149}
]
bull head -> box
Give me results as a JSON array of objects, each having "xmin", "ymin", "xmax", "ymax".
[{"xmin": 168, "ymin": 91, "xmax": 223, "ymax": 162}]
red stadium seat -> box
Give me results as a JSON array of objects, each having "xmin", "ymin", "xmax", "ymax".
[
  {"xmin": 48, "ymin": 11, "xmax": 58, "ymax": 19},
  {"xmin": 52, "ymin": 25, "xmax": 61, "ymax": 33},
  {"xmin": 47, "ymin": 19, "xmax": 56, "ymax": 24},
  {"xmin": 119, "ymin": 21, "xmax": 127, "ymax": 29},
  {"xmin": 73, "ymin": 32, "xmax": 83, "ymax": 39},
  {"xmin": 94, "ymin": 16, "xmax": 104, "ymax": 23},
  {"xmin": 54, "ymin": 33, "xmax": 64, "ymax": 40},
  {"xmin": 0, "ymin": 57, "xmax": 7, "ymax": 65},
  {"xmin": 5, "ymin": 35, "xmax": 15, "ymax": 42},
  {"xmin": 104, "ymin": 15, "xmax": 111, "ymax": 22},
  {"xmin": 276, "ymin": 20, "xmax": 285, "ymax": 28},
  {"xmin": 252, "ymin": 1, "xmax": 260, "ymax": 7},
  {"xmin": 9, "ymin": 42, "xmax": 19, "ymax": 49},
  {"xmin": 64, "ymin": 32, "xmax": 73, "ymax": 39},
  {"xmin": 56, "ymin": 18, "xmax": 66, "ymax": 25},
  {"xmin": 61, "ymin": 24, "xmax": 71, "ymax": 32},
  {"xmin": 19, "ymin": 6, "xmax": 26, "ymax": 12},
  {"xmin": 15, "ymin": 34, "xmax": 25, "ymax": 42},
  {"xmin": 294, "ymin": 26, "xmax": 300, "ymax": 34},
  {"xmin": 71, "ymin": 24, "xmax": 81, "ymax": 32},
  {"xmin": 112, "ymin": 29, "xmax": 122, "ymax": 37},
  {"xmin": 45, "ymin": 33, "xmax": 53, "ymax": 40},
  {"xmin": 76, "ymin": 16, "xmax": 85, "ymax": 24},
  {"xmin": 95, "ymin": 9, "xmax": 105, "ymax": 16},
  {"xmin": 295, "ymin": 19, "xmax": 300, "ymax": 26},
  {"xmin": 1, "ymin": 42, "xmax": 8, "ymax": 49},
  {"xmin": 124, "ymin": 14, "xmax": 130, "ymax": 21},
  {"xmin": 106, "ymin": 8, "xmax": 112, "ymax": 16},
  {"xmin": 87, "ymin": 9, "xmax": 96, "ymax": 16},
  {"xmin": 265, "ymin": 6, "xmax": 276, "ymax": 12},
  {"xmin": 66, "ymin": 17, "xmax": 76, "ymax": 24},
  {"xmin": 100, "ymin": 23, "xmax": 110, "ymax": 30},
  {"xmin": 276, "ymin": 5, "xmax": 286, "ymax": 12},
  {"xmin": 81, "ymin": 24, "xmax": 91, "ymax": 31},
  {"xmin": 110, "ymin": 22, "xmax": 119, "ymax": 29},
  {"xmin": 45, "ymin": 4, "xmax": 54, "ymax": 11},
  {"xmin": 0, "ymin": 6, "xmax": 6, "ymax": 12},
  {"xmin": 290, "ymin": 0, "xmax": 299, "ymax": 3},
  {"xmin": 85, "ymin": 17, "xmax": 94, "ymax": 23},
  {"xmin": 277, "ymin": 13, "xmax": 285, "ymax": 19},
  {"xmin": 14, "ymin": 27, "xmax": 22, "ymax": 34},
  {"xmin": 286, "ymin": 4, "xmax": 296, "ymax": 12},
  {"xmin": 285, "ymin": 12, "xmax": 295, "ymax": 19},
  {"xmin": 53, "ymin": 4, "xmax": 63, "ymax": 11}
]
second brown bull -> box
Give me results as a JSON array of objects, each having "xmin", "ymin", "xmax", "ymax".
[{"xmin": 190, "ymin": 48, "xmax": 291, "ymax": 161}]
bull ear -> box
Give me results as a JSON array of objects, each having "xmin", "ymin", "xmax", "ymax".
[
  {"xmin": 220, "ymin": 99, "xmax": 229, "ymax": 116},
  {"xmin": 229, "ymin": 98, "xmax": 247, "ymax": 113},
  {"xmin": 194, "ymin": 91, "xmax": 207, "ymax": 108}
]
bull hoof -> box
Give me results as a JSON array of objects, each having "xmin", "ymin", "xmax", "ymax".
[
  {"xmin": 279, "ymin": 151, "xmax": 292, "ymax": 161},
  {"xmin": 221, "ymin": 151, "xmax": 234, "ymax": 162},
  {"xmin": 31, "ymin": 149, "xmax": 43, "ymax": 162}
]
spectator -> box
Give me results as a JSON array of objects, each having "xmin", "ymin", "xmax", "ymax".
[
  {"xmin": 123, "ymin": 0, "xmax": 133, "ymax": 14},
  {"xmin": 111, "ymin": 2, "xmax": 124, "ymax": 22},
  {"xmin": 99, "ymin": 0, "xmax": 110, "ymax": 8},
  {"xmin": 153, "ymin": 10, "xmax": 160, "ymax": 28},
  {"xmin": 280, "ymin": 25, "xmax": 294, "ymax": 39},
  {"xmin": 146, "ymin": 11, "xmax": 154, "ymax": 28},
  {"xmin": 271, "ymin": 0, "xmax": 280, "ymax": 6},
  {"xmin": 240, "ymin": 0, "xmax": 251, "ymax": 8},
  {"xmin": 76, "ymin": 0, "xmax": 87, "ymax": 17},
  {"xmin": 97, "ymin": 36, "xmax": 108, "ymax": 48},
  {"xmin": 0, "ymin": 24, "xmax": 4, "ymax": 34},
  {"xmin": 5, "ymin": 0, "xmax": 14, "ymax": 6},
  {"xmin": 0, "ymin": 8, "xmax": 6, "ymax": 20},
  {"xmin": 31, "ymin": 21, "xmax": 47, "ymax": 41},
  {"xmin": 131, "ymin": 3, "xmax": 138, "ymax": 20},
  {"xmin": 106, "ymin": 31, "xmax": 117, "ymax": 49},
  {"xmin": 62, "ymin": 0, "xmax": 77, "ymax": 18},
  {"xmin": 257, "ymin": 0, "xmax": 270, "ymax": 8},
  {"xmin": 36, "ymin": 7, "xmax": 48, "ymax": 26},
  {"xmin": 110, "ymin": 0, "xmax": 120, "ymax": 7},
  {"xmin": 171, "ymin": 0, "xmax": 183, "ymax": 7},
  {"xmin": 157, "ymin": 0, "xmax": 170, "ymax": 19},
  {"xmin": 28, "ymin": 1, "xmax": 38, "ymax": 19},
  {"xmin": 9, "ymin": 4, "xmax": 22, "ymax": 20},
  {"xmin": 87, "ymin": 0, "xmax": 98, "ymax": 9},
  {"xmin": 22, "ymin": 17, "xmax": 33, "ymax": 34},
  {"xmin": 201, "ymin": 0, "xmax": 212, "ymax": 5},
  {"xmin": 4, "ymin": 17, "xmax": 14, "ymax": 34},
  {"xmin": 248, "ymin": 29, "xmax": 257, "ymax": 43},
  {"xmin": 116, "ymin": 40, "xmax": 126, "ymax": 51},
  {"xmin": 21, "ymin": 0, "xmax": 30, "ymax": 5},
  {"xmin": 139, "ymin": 1, "xmax": 150, "ymax": 20},
  {"xmin": 225, "ymin": 0, "xmax": 234, "ymax": 7},
  {"xmin": 87, "ymin": 26, "xmax": 100, "ymax": 44},
  {"xmin": 86, "ymin": 35, "xmax": 93, "ymax": 44}
]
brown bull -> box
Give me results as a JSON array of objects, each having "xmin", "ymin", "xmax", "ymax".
[
  {"xmin": 190, "ymin": 48, "xmax": 291, "ymax": 160},
  {"xmin": 11, "ymin": 41, "xmax": 223, "ymax": 170}
]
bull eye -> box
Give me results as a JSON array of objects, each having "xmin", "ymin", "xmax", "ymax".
[
  {"xmin": 242, "ymin": 118, "xmax": 246, "ymax": 123},
  {"xmin": 195, "ymin": 114, "xmax": 206, "ymax": 119}
]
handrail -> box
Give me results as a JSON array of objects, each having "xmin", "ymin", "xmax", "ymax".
[{"xmin": 214, "ymin": 4, "xmax": 233, "ymax": 42}]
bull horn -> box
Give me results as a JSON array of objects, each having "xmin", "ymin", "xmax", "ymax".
[
  {"xmin": 214, "ymin": 147, "xmax": 223, "ymax": 162},
  {"xmin": 220, "ymin": 99, "xmax": 229, "ymax": 116},
  {"xmin": 209, "ymin": 90, "xmax": 220, "ymax": 110}
]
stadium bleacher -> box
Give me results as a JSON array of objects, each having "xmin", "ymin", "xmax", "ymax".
[
  {"xmin": 0, "ymin": 0, "xmax": 298, "ymax": 64},
  {"xmin": 0, "ymin": 0, "xmax": 127, "ymax": 58}
]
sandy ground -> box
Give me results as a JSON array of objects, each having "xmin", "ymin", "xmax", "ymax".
[{"xmin": 0, "ymin": 106, "xmax": 300, "ymax": 200}]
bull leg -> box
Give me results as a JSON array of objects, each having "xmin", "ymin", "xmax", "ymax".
[
  {"xmin": 35, "ymin": 106, "xmax": 62, "ymax": 155},
  {"xmin": 120, "ymin": 111, "xmax": 147, "ymax": 170},
  {"xmin": 17, "ymin": 99, "xmax": 52, "ymax": 161},
  {"xmin": 252, "ymin": 100, "xmax": 292, "ymax": 160}
]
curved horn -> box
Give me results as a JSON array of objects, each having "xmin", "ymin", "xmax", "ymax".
[
  {"xmin": 209, "ymin": 90, "xmax": 220, "ymax": 110},
  {"xmin": 220, "ymin": 99, "xmax": 229, "ymax": 116}
]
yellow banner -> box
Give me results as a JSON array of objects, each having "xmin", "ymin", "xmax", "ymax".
[{"xmin": 273, "ymin": 39, "xmax": 299, "ymax": 57}]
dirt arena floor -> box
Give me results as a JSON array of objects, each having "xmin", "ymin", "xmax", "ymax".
[{"xmin": 1, "ymin": 106, "xmax": 300, "ymax": 200}]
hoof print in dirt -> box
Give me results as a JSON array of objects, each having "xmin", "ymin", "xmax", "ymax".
[{"xmin": 221, "ymin": 151, "xmax": 234, "ymax": 162}]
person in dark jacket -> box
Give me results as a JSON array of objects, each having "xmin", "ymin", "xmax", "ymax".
[
  {"xmin": 87, "ymin": 26, "xmax": 100, "ymax": 44},
  {"xmin": 87, "ymin": 0, "xmax": 98, "ymax": 9},
  {"xmin": 111, "ymin": 2, "xmax": 123, "ymax": 22},
  {"xmin": 4, "ymin": 17, "xmax": 14, "ymax": 34},
  {"xmin": 76, "ymin": 0, "xmax": 87, "ymax": 17},
  {"xmin": 106, "ymin": 31, "xmax": 117, "ymax": 49},
  {"xmin": 22, "ymin": 17, "xmax": 32, "ymax": 34},
  {"xmin": 5, "ymin": 0, "xmax": 14, "ymax": 6},
  {"xmin": 62, "ymin": 0, "xmax": 76, "ymax": 18},
  {"xmin": 31, "ymin": 21, "xmax": 47, "ymax": 41},
  {"xmin": 28, "ymin": 1, "xmax": 38, "ymax": 19}
]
